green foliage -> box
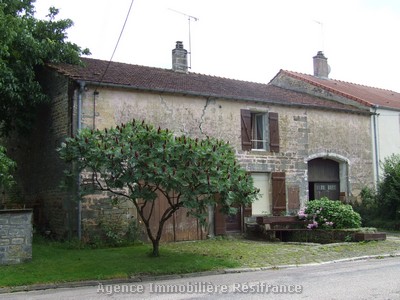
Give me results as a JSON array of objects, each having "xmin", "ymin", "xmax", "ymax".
[
  {"xmin": 59, "ymin": 119, "xmax": 259, "ymax": 256},
  {"xmin": 352, "ymin": 186, "xmax": 378, "ymax": 227},
  {"xmin": 0, "ymin": 0, "xmax": 90, "ymax": 135},
  {"xmin": 97, "ymin": 213, "xmax": 140, "ymax": 247},
  {"xmin": 353, "ymin": 155, "xmax": 400, "ymax": 229},
  {"xmin": 0, "ymin": 146, "xmax": 16, "ymax": 191},
  {"xmin": 302, "ymin": 197, "xmax": 361, "ymax": 229},
  {"xmin": 3, "ymin": 236, "xmax": 399, "ymax": 287},
  {"xmin": 377, "ymin": 154, "xmax": 400, "ymax": 221}
]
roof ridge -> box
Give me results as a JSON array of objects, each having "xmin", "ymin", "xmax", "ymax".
[
  {"xmin": 281, "ymin": 70, "xmax": 374, "ymax": 107},
  {"xmin": 80, "ymin": 57, "xmax": 266, "ymax": 85},
  {"xmin": 283, "ymin": 70, "xmax": 399, "ymax": 93},
  {"xmin": 191, "ymin": 72, "xmax": 266, "ymax": 84},
  {"xmin": 45, "ymin": 59, "xmax": 370, "ymax": 113}
]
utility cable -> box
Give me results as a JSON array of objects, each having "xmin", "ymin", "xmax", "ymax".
[
  {"xmin": 92, "ymin": 0, "xmax": 135, "ymax": 129},
  {"xmin": 98, "ymin": 0, "xmax": 135, "ymax": 85}
]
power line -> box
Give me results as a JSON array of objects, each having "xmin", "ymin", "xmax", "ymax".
[
  {"xmin": 99, "ymin": 0, "xmax": 135, "ymax": 84},
  {"xmin": 93, "ymin": 0, "xmax": 135, "ymax": 130}
]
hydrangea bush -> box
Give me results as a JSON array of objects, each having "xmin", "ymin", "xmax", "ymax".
[{"xmin": 298, "ymin": 197, "xmax": 361, "ymax": 229}]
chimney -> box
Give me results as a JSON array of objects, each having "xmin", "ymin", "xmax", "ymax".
[
  {"xmin": 313, "ymin": 51, "xmax": 330, "ymax": 79},
  {"xmin": 172, "ymin": 41, "xmax": 188, "ymax": 73}
]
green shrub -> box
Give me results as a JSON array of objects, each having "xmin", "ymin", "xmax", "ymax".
[
  {"xmin": 352, "ymin": 155, "xmax": 400, "ymax": 229},
  {"xmin": 352, "ymin": 186, "xmax": 378, "ymax": 227},
  {"xmin": 300, "ymin": 197, "xmax": 361, "ymax": 229},
  {"xmin": 98, "ymin": 213, "xmax": 140, "ymax": 247},
  {"xmin": 377, "ymin": 154, "xmax": 400, "ymax": 221}
]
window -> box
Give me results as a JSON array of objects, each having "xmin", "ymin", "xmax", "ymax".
[
  {"xmin": 252, "ymin": 113, "xmax": 267, "ymax": 150},
  {"xmin": 241, "ymin": 109, "xmax": 279, "ymax": 152}
]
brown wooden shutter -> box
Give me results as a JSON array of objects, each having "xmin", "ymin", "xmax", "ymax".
[
  {"xmin": 269, "ymin": 112, "xmax": 280, "ymax": 153},
  {"xmin": 272, "ymin": 172, "xmax": 286, "ymax": 215},
  {"xmin": 241, "ymin": 109, "xmax": 252, "ymax": 151},
  {"xmin": 287, "ymin": 185, "xmax": 300, "ymax": 210}
]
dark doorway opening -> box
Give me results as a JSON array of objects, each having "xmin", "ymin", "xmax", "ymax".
[{"xmin": 308, "ymin": 158, "xmax": 340, "ymax": 200}]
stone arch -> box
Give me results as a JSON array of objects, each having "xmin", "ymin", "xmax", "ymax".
[{"xmin": 305, "ymin": 152, "xmax": 350, "ymax": 201}]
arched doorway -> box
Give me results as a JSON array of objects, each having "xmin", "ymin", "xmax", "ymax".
[{"xmin": 308, "ymin": 158, "xmax": 340, "ymax": 200}]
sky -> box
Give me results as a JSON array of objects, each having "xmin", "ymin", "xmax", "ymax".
[{"xmin": 34, "ymin": 0, "xmax": 400, "ymax": 92}]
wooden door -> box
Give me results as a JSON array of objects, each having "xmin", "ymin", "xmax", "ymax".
[
  {"xmin": 272, "ymin": 172, "xmax": 286, "ymax": 215},
  {"xmin": 225, "ymin": 206, "xmax": 242, "ymax": 232}
]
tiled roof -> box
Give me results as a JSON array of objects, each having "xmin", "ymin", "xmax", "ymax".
[
  {"xmin": 47, "ymin": 57, "xmax": 367, "ymax": 113},
  {"xmin": 278, "ymin": 70, "xmax": 400, "ymax": 110}
]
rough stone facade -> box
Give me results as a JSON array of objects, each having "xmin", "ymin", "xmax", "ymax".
[
  {"xmin": 79, "ymin": 85, "xmax": 373, "ymax": 211},
  {"xmin": 0, "ymin": 209, "xmax": 32, "ymax": 264},
  {"xmin": 10, "ymin": 67, "xmax": 375, "ymax": 239}
]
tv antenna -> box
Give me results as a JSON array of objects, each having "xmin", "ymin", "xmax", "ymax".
[
  {"xmin": 313, "ymin": 20, "xmax": 324, "ymax": 51},
  {"xmin": 169, "ymin": 8, "xmax": 199, "ymax": 69}
]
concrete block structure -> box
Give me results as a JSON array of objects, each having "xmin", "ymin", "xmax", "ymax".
[{"xmin": 0, "ymin": 209, "xmax": 32, "ymax": 264}]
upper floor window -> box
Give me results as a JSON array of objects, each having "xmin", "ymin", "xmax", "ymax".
[
  {"xmin": 252, "ymin": 113, "xmax": 267, "ymax": 150},
  {"xmin": 240, "ymin": 109, "xmax": 280, "ymax": 152}
]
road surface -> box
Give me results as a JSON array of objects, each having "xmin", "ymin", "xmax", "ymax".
[{"xmin": 2, "ymin": 257, "xmax": 400, "ymax": 299}]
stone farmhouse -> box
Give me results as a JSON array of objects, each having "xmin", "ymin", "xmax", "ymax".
[
  {"xmin": 9, "ymin": 42, "xmax": 376, "ymax": 240},
  {"xmin": 270, "ymin": 51, "xmax": 400, "ymax": 187}
]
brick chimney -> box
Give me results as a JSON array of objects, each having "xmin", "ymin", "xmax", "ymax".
[
  {"xmin": 172, "ymin": 41, "xmax": 188, "ymax": 73},
  {"xmin": 313, "ymin": 51, "xmax": 330, "ymax": 79}
]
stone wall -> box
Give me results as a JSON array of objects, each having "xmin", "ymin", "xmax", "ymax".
[
  {"xmin": 0, "ymin": 209, "xmax": 32, "ymax": 264},
  {"xmin": 80, "ymin": 86, "xmax": 374, "ymax": 207},
  {"xmin": 7, "ymin": 70, "xmax": 77, "ymax": 238},
  {"xmin": 11, "ymin": 76, "xmax": 375, "ymax": 240}
]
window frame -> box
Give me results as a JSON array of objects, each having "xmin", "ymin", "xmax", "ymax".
[
  {"xmin": 251, "ymin": 112, "xmax": 269, "ymax": 151},
  {"xmin": 240, "ymin": 109, "xmax": 279, "ymax": 153}
]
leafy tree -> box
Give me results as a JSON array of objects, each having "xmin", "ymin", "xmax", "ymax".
[
  {"xmin": 59, "ymin": 120, "xmax": 259, "ymax": 256},
  {"xmin": 0, "ymin": 145, "xmax": 16, "ymax": 208},
  {"xmin": 0, "ymin": 0, "xmax": 90, "ymax": 135},
  {"xmin": 0, "ymin": 146, "xmax": 16, "ymax": 191},
  {"xmin": 377, "ymin": 154, "xmax": 400, "ymax": 221}
]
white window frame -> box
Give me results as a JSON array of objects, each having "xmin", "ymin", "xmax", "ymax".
[{"xmin": 251, "ymin": 112, "xmax": 268, "ymax": 151}]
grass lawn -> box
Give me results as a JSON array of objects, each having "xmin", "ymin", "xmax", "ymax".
[{"xmin": 0, "ymin": 235, "xmax": 399, "ymax": 287}]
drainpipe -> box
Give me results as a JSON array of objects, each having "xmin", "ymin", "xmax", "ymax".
[
  {"xmin": 372, "ymin": 105, "xmax": 380, "ymax": 188},
  {"xmin": 76, "ymin": 80, "xmax": 85, "ymax": 240}
]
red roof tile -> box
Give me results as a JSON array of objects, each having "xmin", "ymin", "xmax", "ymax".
[
  {"xmin": 279, "ymin": 70, "xmax": 400, "ymax": 110},
  {"xmin": 47, "ymin": 58, "xmax": 367, "ymax": 114}
]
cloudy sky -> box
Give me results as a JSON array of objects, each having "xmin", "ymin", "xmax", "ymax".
[{"xmin": 34, "ymin": 0, "xmax": 400, "ymax": 92}]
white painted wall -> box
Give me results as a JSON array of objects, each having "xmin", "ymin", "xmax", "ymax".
[
  {"xmin": 372, "ymin": 108, "xmax": 400, "ymax": 185},
  {"xmin": 377, "ymin": 108, "xmax": 400, "ymax": 161}
]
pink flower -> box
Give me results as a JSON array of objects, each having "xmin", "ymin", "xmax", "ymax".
[
  {"xmin": 297, "ymin": 208, "xmax": 308, "ymax": 219},
  {"xmin": 307, "ymin": 221, "xmax": 318, "ymax": 229}
]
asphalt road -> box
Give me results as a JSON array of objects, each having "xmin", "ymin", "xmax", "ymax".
[{"xmin": 2, "ymin": 257, "xmax": 400, "ymax": 299}]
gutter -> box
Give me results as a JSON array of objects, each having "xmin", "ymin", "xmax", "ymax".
[
  {"xmin": 76, "ymin": 80, "xmax": 85, "ymax": 240},
  {"xmin": 372, "ymin": 105, "xmax": 380, "ymax": 188}
]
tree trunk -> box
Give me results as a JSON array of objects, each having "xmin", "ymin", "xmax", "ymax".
[{"xmin": 151, "ymin": 239, "xmax": 160, "ymax": 257}]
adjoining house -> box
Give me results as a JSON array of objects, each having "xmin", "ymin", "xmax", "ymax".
[
  {"xmin": 270, "ymin": 51, "xmax": 400, "ymax": 187},
  {"xmin": 8, "ymin": 42, "xmax": 374, "ymax": 240}
]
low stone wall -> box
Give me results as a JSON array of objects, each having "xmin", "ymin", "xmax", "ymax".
[{"xmin": 0, "ymin": 209, "xmax": 33, "ymax": 264}]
